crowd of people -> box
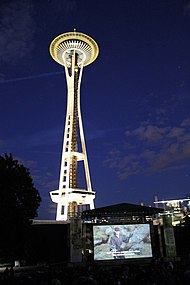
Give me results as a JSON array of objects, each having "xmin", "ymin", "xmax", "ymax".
[{"xmin": 1, "ymin": 257, "xmax": 190, "ymax": 285}]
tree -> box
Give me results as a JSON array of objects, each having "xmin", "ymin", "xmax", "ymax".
[{"xmin": 0, "ymin": 153, "xmax": 41, "ymax": 262}]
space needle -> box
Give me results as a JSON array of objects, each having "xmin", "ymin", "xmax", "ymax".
[{"xmin": 49, "ymin": 30, "xmax": 99, "ymax": 221}]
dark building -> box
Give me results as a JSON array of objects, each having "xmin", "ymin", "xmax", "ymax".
[{"xmin": 28, "ymin": 220, "xmax": 70, "ymax": 264}]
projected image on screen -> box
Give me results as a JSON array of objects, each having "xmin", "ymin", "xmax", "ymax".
[{"xmin": 93, "ymin": 224, "xmax": 153, "ymax": 261}]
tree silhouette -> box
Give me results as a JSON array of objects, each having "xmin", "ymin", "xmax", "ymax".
[{"xmin": 0, "ymin": 153, "xmax": 41, "ymax": 262}]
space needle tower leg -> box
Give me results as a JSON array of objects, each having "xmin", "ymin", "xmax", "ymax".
[{"xmin": 49, "ymin": 31, "xmax": 99, "ymax": 221}]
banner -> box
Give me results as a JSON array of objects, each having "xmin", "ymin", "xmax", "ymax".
[
  {"xmin": 70, "ymin": 218, "xmax": 82, "ymax": 262},
  {"xmin": 163, "ymin": 215, "xmax": 176, "ymax": 257}
]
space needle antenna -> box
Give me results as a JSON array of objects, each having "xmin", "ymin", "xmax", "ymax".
[{"xmin": 49, "ymin": 31, "xmax": 99, "ymax": 221}]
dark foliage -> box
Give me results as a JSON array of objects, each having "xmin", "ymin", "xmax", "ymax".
[{"xmin": 0, "ymin": 153, "xmax": 41, "ymax": 262}]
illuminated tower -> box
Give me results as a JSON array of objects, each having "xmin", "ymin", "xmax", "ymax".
[{"xmin": 49, "ymin": 31, "xmax": 98, "ymax": 221}]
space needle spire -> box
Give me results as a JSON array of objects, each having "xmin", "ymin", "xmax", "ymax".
[{"xmin": 49, "ymin": 31, "xmax": 99, "ymax": 221}]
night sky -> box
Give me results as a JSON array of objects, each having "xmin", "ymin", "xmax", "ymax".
[{"xmin": 0, "ymin": 0, "xmax": 190, "ymax": 220}]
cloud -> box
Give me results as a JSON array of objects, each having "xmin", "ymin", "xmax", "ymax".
[
  {"xmin": 181, "ymin": 118, "xmax": 190, "ymax": 127},
  {"xmin": 126, "ymin": 125, "xmax": 168, "ymax": 142},
  {"xmin": 19, "ymin": 126, "xmax": 63, "ymax": 149},
  {"xmin": 47, "ymin": 0, "xmax": 77, "ymax": 14},
  {"xmin": 126, "ymin": 122, "xmax": 189, "ymax": 143},
  {"xmin": 0, "ymin": 139, "xmax": 6, "ymax": 146},
  {"xmin": 167, "ymin": 127, "xmax": 185, "ymax": 138},
  {"xmin": 86, "ymin": 126, "xmax": 110, "ymax": 141},
  {"xmin": 0, "ymin": 0, "xmax": 77, "ymax": 66},
  {"xmin": 105, "ymin": 118, "xmax": 190, "ymax": 179},
  {"xmin": 0, "ymin": 71, "xmax": 64, "ymax": 84},
  {"xmin": 184, "ymin": 0, "xmax": 190, "ymax": 14},
  {"xmin": 0, "ymin": 125, "xmax": 63, "ymax": 160},
  {"xmin": 0, "ymin": 0, "xmax": 36, "ymax": 64}
]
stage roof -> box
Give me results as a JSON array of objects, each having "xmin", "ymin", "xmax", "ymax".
[{"xmin": 82, "ymin": 203, "xmax": 164, "ymax": 217}]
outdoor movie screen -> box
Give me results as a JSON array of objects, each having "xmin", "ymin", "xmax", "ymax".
[{"xmin": 93, "ymin": 223, "xmax": 153, "ymax": 261}]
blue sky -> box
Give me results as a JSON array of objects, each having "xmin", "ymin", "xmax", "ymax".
[{"xmin": 0, "ymin": 0, "xmax": 190, "ymax": 219}]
